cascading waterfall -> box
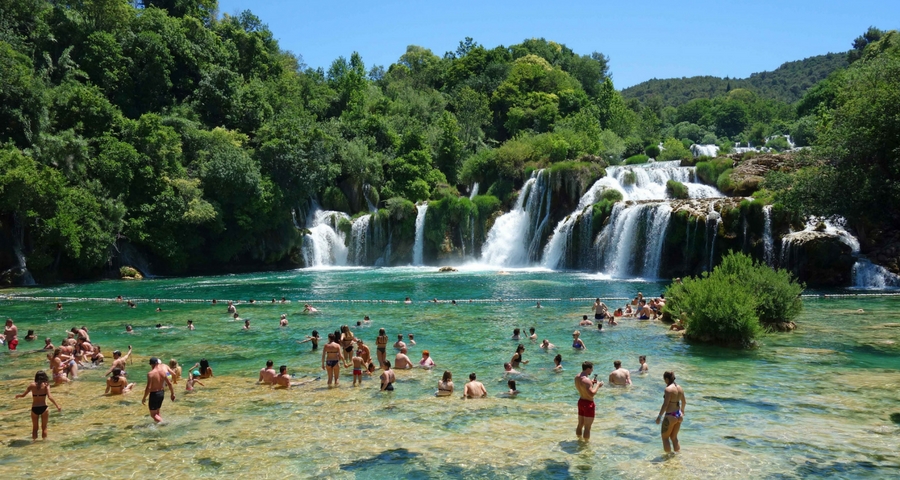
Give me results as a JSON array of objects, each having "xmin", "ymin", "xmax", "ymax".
[
  {"xmin": 481, "ymin": 170, "xmax": 551, "ymax": 266},
  {"xmin": 852, "ymin": 258, "xmax": 900, "ymax": 288},
  {"xmin": 350, "ymin": 215, "xmax": 371, "ymax": 265},
  {"xmin": 363, "ymin": 184, "xmax": 377, "ymax": 212},
  {"xmin": 8, "ymin": 212, "xmax": 35, "ymax": 285},
  {"xmin": 302, "ymin": 203, "xmax": 350, "ymax": 267},
  {"xmin": 706, "ymin": 203, "xmax": 721, "ymax": 272},
  {"xmin": 412, "ymin": 203, "xmax": 428, "ymax": 265},
  {"xmin": 762, "ymin": 205, "xmax": 775, "ymax": 266},
  {"xmin": 469, "ymin": 182, "xmax": 479, "ymax": 200},
  {"xmin": 594, "ymin": 202, "xmax": 673, "ymax": 278}
]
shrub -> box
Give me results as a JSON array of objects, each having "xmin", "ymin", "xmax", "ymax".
[
  {"xmin": 322, "ymin": 186, "xmax": 350, "ymax": 212},
  {"xmin": 666, "ymin": 180, "xmax": 689, "ymax": 199},
  {"xmin": 664, "ymin": 252, "xmax": 804, "ymax": 347},
  {"xmin": 431, "ymin": 183, "xmax": 459, "ymax": 200},
  {"xmin": 486, "ymin": 179, "xmax": 514, "ymax": 205},
  {"xmin": 471, "ymin": 195, "xmax": 501, "ymax": 219},
  {"xmin": 644, "ymin": 145, "xmax": 660, "ymax": 158},
  {"xmin": 120, "ymin": 266, "xmax": 139, "ymax": 278},
  {"xmin": 622, "ymin": 171, "xmax": 637, "ymax": 186},
  {"xmin": 625, "ymin": 154, "xmax": 649, "ymax": 165},
  {"xmin": 601, "ymin": 188, "xmax": 623, "ymax": 202},
  {"xmin": 765, "ymin": 136, "xmax": 791, "ymax": 152},
  {"xmin": 716, "ymin": 168, "xmax": 735, "ymax": 192},
  {"xmin": 659, "ymin": 137, "xmax": 691, "ymax": 161},
  {"xmin": 695, "ymin": 157, "xmax": 732, "ymax": 185},
  {"xmin": 592, "ymin": 199, "xmax": 617, "ymax": 235}
]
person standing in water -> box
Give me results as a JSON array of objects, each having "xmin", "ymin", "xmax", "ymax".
[
  {"xmin": 15, "ymin": 371, "xmax": 61, "ymax": 440},
  {"xmin": 380, "ymin": 361, "xmax": 395, "ymax": 391},
  {"xmin": 656, "ymin": 371, "xmax": 686, "ymax": 453},
  {"xmin": 375, "ymin": 329, "xmax": 388, "ymax": 368},
  {"xmin": 575, "ymin": 361, "xmax": 603, "ymax": 441},
  {"xmin": 141, "ymin": 357, "xmax": 175, "ymax": 423},
  {"xmin": 321, "ymin": 333, "xmax": 342, "ymax": 386}
]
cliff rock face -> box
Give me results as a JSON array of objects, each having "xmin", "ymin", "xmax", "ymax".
[
  {"xmin": 724, "ymin": 154, "xmax": 792, "ymax": 196},
  {"xmin": 780, "ymin": 231, "xmax": 856, "ymax": 286}
]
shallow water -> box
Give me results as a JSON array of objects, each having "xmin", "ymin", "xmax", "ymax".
[{"xmin": 1, "ymin": 267, "xmax": 899, "ymax": 478}]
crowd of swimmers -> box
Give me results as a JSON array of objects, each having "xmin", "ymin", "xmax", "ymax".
[{"xmin": 8, "ymin": 291, "xmax": 684, "ymax": 452}]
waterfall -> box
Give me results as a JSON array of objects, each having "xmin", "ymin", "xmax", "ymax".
[
  {"xmin": 594, "ymin": 202, "xmax": 672, "ymax": 278},
  {"xmin": 481, "ymin": 170, "xmax": 551, "ymax": 266},
  {"xmin": 706, "ymin": 203, "xmax": 721, "ymax": 272},
  {"xmin": 604, "ymin": 161, "xmax": 721, "ymax": 201},
  {"xmin": 363, "ymin": 184, "xmax": 377, "ymax": 212},
  {"xmin": 541, "ymin": 212, "xmax": 579, "ymax": 269},
  {"xmin": 413, "ymin": 203, "xmax": 428, "ymax": 265},
  {"xmin": 852, "ymin": 258, "xmax": 900, "ymax": 288},
  {"xmin": 8, "ymin": 212, "xmax": 35, "ymax": 285},
  {"xmin": 349, "ymin": 214, "xmax": 371, "ymax": 265},
  {"xmin": 762, "ymin": 205, "xmax": 774, "ymax": 266},
  {"xmin": 469, "ymin": 182, "xmax": 479, "ymax": 200},
  {"xmin": 302, "ymin": 203, "xmax": 350, "ymax": 267},
  {"xmin": 468, "ymin": 214, "xmax": 475, "ymax": 258}
]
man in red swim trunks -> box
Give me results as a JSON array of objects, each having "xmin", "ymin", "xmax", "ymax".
[
  {"xmin": 5, "ymin": 318, "xmax": 18, "ymax": 351},
  {"xmin": 574, "ymin": 361, "xmax": 603, "ymax": 441}
]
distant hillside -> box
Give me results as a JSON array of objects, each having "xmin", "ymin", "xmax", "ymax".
[{"xmin": 622, "ymin": 52, "xmax": 848, "ymax": 106}]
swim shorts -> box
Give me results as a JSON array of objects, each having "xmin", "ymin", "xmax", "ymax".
[
  {"xmin": 353, "ymin": 369, "xmax": 362, "ymax": 375},
  {"xmin": 577, "ymin": 398, "xmax": 595, "ymax": 418},
  {"xmin": 148, "ymin": 390, "xmax": 165, "ymax": 410},
  {"xmin": 8, "ymin": 339, "xmax": 18, "ymax": 350}
]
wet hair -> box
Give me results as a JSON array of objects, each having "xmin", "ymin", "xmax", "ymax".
[
  {"xmin": 582, "ymin": 315, "xmax": 588, "ymax": 320},
  {"xmin": 34, "ymin": 370, "xmax": 49, "ymax": 386},
  {"xmin": 266, "ymin": 360, "xmax": 274, "ymax": 367},
  {"xmin": 169, "ymin": 359, "xmax": 178, "ymax": 368},
  {"xmin": 504, "ymin": 362, "xmax": 512, "ymax": 369},
  {"xmin": 384, "ymin": 361, "xmax": 391, "ymax": 369},
  {"xmin": 597, "ymin": 323, "xmax": 603, "ymax": 330},
  {"xmin": 26, "ymin": 329, "xmax": 34, "ymax": 336},
  {"xmin": 442, "ymin": 371, "xmax": 452, "ymax": 382},
  {"xmin": 513, "ymin": 328, "xmax": 520, "ymax": 335},
  {"xmin": 311, "ymin": 330, "xmax": 318, "ymax": 337},
  {"xmin": 397, "ymin": 334, "xmax": 403, "ymax": 339},
  {"xmin": 582, "ymin": 361, "xmax": 593, "ymax": 371},
  {"xmin": 554, "ymin": 354, "xmax": 562, "ymax": 365},
  {"xmin": 614, "ymin": 360, "xmax": 622, "ymax": 369},
  {"xmin": 639, "ymin": 355, "xmax": 646, "ymax": 362},
  {"xmin": 469, "ymin": 373, "xmax": 476, "ymax": 380},
  {"xmin": 508, "ymin": 380, "xmax": 516, "ymax": 390},
  {"xmin": 664, "ymin": 371, "xmax": 676, "ymax": 384},
  {"xmin": 516, "ymin": 344, "xmax": 525, "ymax": 353},
  {"xmin": 199, "ymin": 359, "xmax": 210, "ymax": 375},
  {"xmin": 53, "ymin": 348, "xmax": 61, "ymax": 357},
  {"xmin": 327, "ymin": 333, "xmax": 335, "ymax": 342},
  {"xmin": 378, "ymin": 328, "xmax": 385, "ymax": 335},
  {"xmin": 45, "ymin": 337, "xmax": 52, "ymax": 343},
  {"xmin": 529, "ymin": 327, "xmax": 535, "ymax": 334},
  {"xmin": 111, "ymin": 368, "xmax": 122, "ymax": 382},
  {"xmin": 279, "ymin": 365, "xmax": 287, "ymax": 374}
]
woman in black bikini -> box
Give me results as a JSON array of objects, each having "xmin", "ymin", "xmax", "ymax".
[
  {"xmin": 15, "ymin": 371, "xmax": 61, "ymax": 440},
  {"xmin": 436, "ymin": 370, "xmax": 453, "ymax": 396},
  {"xmin": 656, "ymin": 370, "xmax": 686, "ymax": 453},
  {"xmin": 510, "ymin": 344, "xmax": 529, "ymax": 369},
  {"xmin": 375, "ymin": 328, "xmax": 388, "ymax": 368}
]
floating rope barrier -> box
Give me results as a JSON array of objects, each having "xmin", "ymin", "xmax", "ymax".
[{"xmin": 2, "ymin": 293, "xmax": 899, "ymax": 305}]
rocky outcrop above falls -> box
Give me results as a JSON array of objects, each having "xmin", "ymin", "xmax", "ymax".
[
  {"xmin": 781, "ymin": 231, "xmax": 856, "ymax": 286},
  {"xmin": 722, "ymin": 153, "xmax": 794, "ymax": 196}
]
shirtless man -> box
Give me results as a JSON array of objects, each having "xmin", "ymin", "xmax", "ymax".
[
  {"xmin": 394, "ymin": 347, "xmax": 413, "ymax": 369},
  {"xmin": 273, "ymin": 365, "xmax": 315, "ymax": 389},
  {"xmin": 575, "ymin": 361, "xmax": 603, "ymax": 441},
  {"xmin": 321, "ymin": 333, "xmax": 342, "ymax": 386},
  {"xmin": 351, "ymin": 353, "xmax": 365, "ymax": 386},
  {"xmin": 463, "ymin": 373, "xmax": 487, "ymax": 398},
  {"xmin": 279, "ymin": 314, "xmax": 288, "ymax": 327},
  {"xmin": 258, "ymin": 360, "xmax": 277, "ymax": 385},
  {"xmin": 303, "ymin": 304, "xmax": 318, "ymax": 313},
  {"xmin": 503, "ymin": 362, "xmax": 520, "ymax": 376},
  {"xmin": 393, "ymin": 334, "xmax": 406, "ymax": 350},
  {"xmin": 142, "ymin": 357, "xmax": 175, "ymax": 423},
  {"xmin": 43, "ymin": 338, "xmax": 54, "ymax": 350},
  {"xmin": 105, "ymin": 346, "xmax": 133, "ymax": 377},
  {"xmin": 579, "ymin": 315, "xmax": 593, "ymax": 326},
  {"xmin": 608, "ymin": 360, "xmax": 632, "ymax": 386},
  {"xmin": 355, "ymin": 339, "xmax": 371, "ymax": 366},
  {"xmin": 5, "ymin": 318, "xmax": 18, "ymax": 351}
]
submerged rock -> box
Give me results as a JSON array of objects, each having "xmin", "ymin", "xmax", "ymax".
[{"xmin": 438, "ymin": 266, "xmax": 458, "ymax": 272}]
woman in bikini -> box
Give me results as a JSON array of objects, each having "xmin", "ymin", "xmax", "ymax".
[
  {"xmin": 572, "ymin": 331, "xmax": 586, "ymax": 350},
  {"xmin": 105, "ymin": 368, "xmax": 135, "ymax": 394},
  {"xmin": 340, "ymin": 325, "xmax": 355, "ymax": 366},
  {"xmin": 15, "ymin": 371, "xmax": 61, "ymax": 440},
  {"xmin": 436, "ymin": 371, "xmax": 453, "ymax": 397},
  {"xmin": 375, "ymin": 328, "xmax": 388, "ymax": 368},
  {"xmin": 322, "ymin": 333, "xmax": 342, "ymax": 386},
  {"xmin": 47, "ymin": 349, "xmax": 70, "ymax": 384},
  {"xmin": 188, "ymin": 359, "xmax": 214, "ymax": 379},
  {"xmin": 656, "ymin": 370, "xmax": 686, "ymax": 453},
  {"xmin": 380, "ymin": 361, "xmax": 395, "ymax": 391},
  {"xmin": 510, "ymin": 344, "xmax": 529, "ymax": 369}
]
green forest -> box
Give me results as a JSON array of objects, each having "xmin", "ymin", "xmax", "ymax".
[{"xmin": 0, "ymin": 1, "xmax": 898, "ymax": 282}]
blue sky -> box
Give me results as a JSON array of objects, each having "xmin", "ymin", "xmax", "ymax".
[{"xmin": 216, "ymin": 0, "xmax": 898, "ymax": 89}]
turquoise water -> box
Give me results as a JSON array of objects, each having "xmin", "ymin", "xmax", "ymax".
[{"xmin": 1, "ymin": 267, "xmax": 899, "ymax": 478}]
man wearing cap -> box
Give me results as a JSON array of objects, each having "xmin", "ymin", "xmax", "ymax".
[
  {"xmin": 104, "ymin": 345, "xmax": 133, "ymax": 377},
  {"xmin": 142, "ymin": 357, "xmax": 175, "ymax": 423}
]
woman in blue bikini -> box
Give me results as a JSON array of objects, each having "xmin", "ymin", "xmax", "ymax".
[{"xmin": 655, "ymin": 370, "xmax": 686, "ymax": 453}]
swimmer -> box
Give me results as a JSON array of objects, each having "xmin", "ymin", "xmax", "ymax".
[
  {"xmin": 185, "ymin": 369, "xmax": 205, "ymax": 392},
  {"xmin": 187, "ymin": 320, "xmax": 195, "ymax": 330},
  {"xmin": 233, "ymin": 313, "xmax": 240, "ymax": 321},
  {"xmin": 407, "ymin": 333, "xmax": 416, "ymax": 346},
  {"xmin": 511, "ymin": 344, "xmax": 529, "ymax": 369},
  {"xmin": 56, "ymin": 303, "xmax": 62, "ymax": 311},
  {"xmin": 463, "ymin": 373, "xmax": 487, "ymax": 398},
  {"xmin": 105, "ymin": 368, "xmax": 135, "ymax": 394},
  {"xmin": 258, "ymin": 360, "xmax": 277, "ymax": 385},
  {"xmin": 575, "ymin": 361, "xmax": 603, "ymax": 441},
  {"xmin": 419, "ymin": 350, "xmax": 434, "ymax": 369},
  {"xmin": 380, "ymin": 361, "xmax": 396, "ymax": 391},
  {"xmin": 593, "ymin": 298, "xmax": 608, "ymax": 321},
  {"xmin": 155, "ymin": 307, "xmax": 162, "ymax": 312},
  {"xmin": 608, "ymin": 360, "xmax": 632, "ymax": 386},
  {"xmin": 321, "ymin": 333, "xmax": 342, "ymax": 386},
  {"xmin": 351, "ymin": 353, "xmax": 364, "ymax": 386},
  {"xmin": 273, "ymin": 365, "xmax": 310, "ymax": 389},
  {"xmin": 608, "ymin": 316, "xmax": 618, "ymax": 326},
  {"xmin": 393, "ymin": 334, "xmax": 406, "ymax": 350},
  {"xmin": 15, "ymin": 370, "xmax": 61, "ymax": 440},
  {"xmin": 503, "ymin": 362, "xmax": 520, "ymax": 376},
  {"xmin": 506, "ymin": 380, "xmax": 519, "ymax": 397},
  {"xmin": 363, "ymin": 315, "xmax": 371, "ymax": 323},
  {"xmin": 280, "ymin": 314, "xmax": 288, "ymax": 327},
  {"xmin": 43, "ymin": 338, "xmax": 54, "ymax": 350},
  {"xmin": 375, "ymin": 329, "xmax": 388, "ymax": 368},
  {"xmin": 227, "ymin": 301, "xmax": 236, "ymax": 314},
  {"xmin": 125, "ymin": 324, "xmax": 133, "ymax": 333},
  {"xmin": 553, "ymin": 354, "xmax": 563, "ymax": 372},
  {"xmin": 540, "ymin": 339, "xmax": 556, "ymax": 350},
  {"xmin": 298, "ymin": 330, "xmax": 320, "ymax": 351},
  {"xmin": 656, "ymin": 371, "xmax": 686, "ymax": 453},
  {"xmin": 25, "ymin": 329, "xmax": 36, "ymax": 341},
  {"xmin": 243, "ymin": 319, "xmax": 250, "ymax": 330},
  {"xmin": 404, "ymin": 297, "xmax": 412, "ymax": 304},
  {"xmin": 580, "ymin": 315, "xmax": 593, "ymax": 326},
  {"xmin": 572, "ymin": 331, "xmax": 586, "ymax": 350},
  {"xmin": 303, "ymin": 304, "xmax": 319, "ymax": 313},
  {"xmin": 535, "ymin": 301, "xmax": 541, "ymax": 309},
  {"xmin": 638, "ymin": 355, "xmax": 649, "ymax": 373},
  {"xmin": 529, "ymin": 327, "xmax": 537, "ymax": 341},
  {"xmin": 394, "ymin": 347, "xmax": 413, "ymax": 370},
  {"xmin": 436, "ymin": 371, "xmax": 454, "ymax": 397},
  {"xmin": 511, "ymin": 328, "xmax": 521, "ymax": 341}
]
